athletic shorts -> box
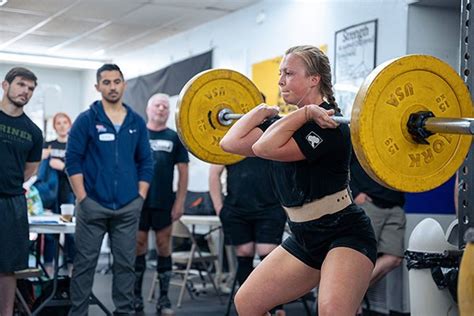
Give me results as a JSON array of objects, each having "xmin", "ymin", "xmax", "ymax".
[
  {"xmin": 0, "ymin": 195, "xmax": 29, "ymax": 273},
  {"xmin": 282, "ymin": 204, "xmax": 377, "ymax": 270},
  {"xmin": 360, "ymin": 201, "xmax": 406, "ymax": 257},
  {"xmin": 219, "ymin": 205, "xmax": 287, "ymax": 246},
  {"xmin": 138, "ymin": 207, "xmax": 172, "ymax": 232}
]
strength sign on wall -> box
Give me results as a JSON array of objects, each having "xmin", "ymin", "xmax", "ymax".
[{"xmin": 334, "ymin": 20, "xmax": 377, "ymax": 117}]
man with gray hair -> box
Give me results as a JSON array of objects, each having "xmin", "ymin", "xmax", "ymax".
[{"xmin": 134, "ymin": 93, "xmax": 189, "ymax": 314}]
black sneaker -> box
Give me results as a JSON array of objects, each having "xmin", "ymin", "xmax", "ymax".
[
  {"xmin": 134, "ymin": 296, "xmax": 144, "ymax": 312},
  {"xmin": 156, "ymin": 296, "xmax": 174, "ymax": 315}
]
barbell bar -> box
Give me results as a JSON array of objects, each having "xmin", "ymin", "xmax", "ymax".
[
  {"xmin": 175, "ymin": 54, "xmax": 473, "ymax": 193},
  {"xmin": 220, "ymin": 111, "xmax": 351, "ymax": 125},
  {"xmin": 220, "ymin": 110, "xmax": 474, "ymax": 136}
]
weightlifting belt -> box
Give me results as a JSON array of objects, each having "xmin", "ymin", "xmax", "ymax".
[{"xmin": 284, "ymin": 188, "xmax": 352, "ymax": 222}]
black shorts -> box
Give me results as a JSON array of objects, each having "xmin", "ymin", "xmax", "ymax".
[
  {"xmin": 282, "ymin": 204, "xmax": 377, "ymax": 270},
  {"xmin": 219, "ymin": 205, "xmax": 287, "ymax": 246},
  {"xmin": 139, "ymin": 207, "xmax": 172, "ymax": 232},
  {"xmin": 0, "ymin": 195, "xmax": 29, "ymax": 273}
]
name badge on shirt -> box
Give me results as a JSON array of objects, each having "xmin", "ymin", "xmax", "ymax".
[
  {"xmin": 150, "ymin": 139, "xmax": 173, "ymax": 152},
  {"xmin": 99, "ymin": 133, "xmax": 115, "ymax": 141}
]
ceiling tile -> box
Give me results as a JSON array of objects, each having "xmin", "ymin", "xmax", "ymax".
[
  {"xmin": 50, "ymin": 47, "xmax": 105, "ymax": 59},
  {"xmin": 0, "ymin": 0, "xmax": 260, "ymax": 60},
  {"xmin": 64, "ymin": 38, "xmax": 109, "ymax": 51},
  {"xmin": 35, "ymin": 17, "xmax": 104, "ymax": 37},
  {"xmin": 0, "ymin": 30, "xmax": 20, "ymax": 42},
  {"xmin": 11, "ymin": 34, "xmax": 69, "ymax": 49},
  {"xmin": 119, "ymin": 3, "xmax": 188, "ymax": 27},
  {"xmin": 62, "ymin": 0, "xmax": 145, "ymax": 20},
  {"xmin": 209, "ymin": 0, "xmax": 259, "ymax": 11},
  {"xmin": 109, "ymin": 30, "xmax": 176, "ymax": 57},
  {"xmin": 1, "ymin": 0, "xmax": 79, "ymax": 14},
  {"xmin": 0, "ymin": 11, "xmax": 46, "ymax": 33},
  {"xmin": 86, "ymin": 23, "xmax": 146, "ymax": 41},
  {"xmin": 149, "ymin": 0, "xmax": 219, "ymax": 9}
]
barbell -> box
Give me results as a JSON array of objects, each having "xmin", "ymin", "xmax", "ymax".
[{"xmin": 175, "ymin": 55, "xmax": 473, "ymax": 193}]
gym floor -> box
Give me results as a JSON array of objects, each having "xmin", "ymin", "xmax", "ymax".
[{"xmin": 90, "ymin": 268, "xmax": 311, "ymax": 316}]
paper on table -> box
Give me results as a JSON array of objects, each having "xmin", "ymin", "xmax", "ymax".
[{"xmin": 29, "ymin": 215, "xmax": 64, "ymax": 225}]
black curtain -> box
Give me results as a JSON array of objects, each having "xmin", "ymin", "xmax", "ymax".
[{"xmin": 123, "ymin": 50, "xmax": 212, "ymax": 119}]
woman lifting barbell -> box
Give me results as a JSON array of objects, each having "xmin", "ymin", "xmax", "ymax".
[{"xmin": 220, "ymin": 45, "xmax": 377, "ymax": 316}]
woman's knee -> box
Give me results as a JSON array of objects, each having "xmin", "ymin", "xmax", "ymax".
[
  {"xmin": 234, "ymin": 289, "xmax": 246, "ymax": 313},
  {"xmin": 235, "ymin": 289, "xmax": 255, "ymax": 315},
  {"xmin": 235, "ymin": 287, "xmax": 269, "ymax": 315},
  {"xmin": 318, "ymin": 296, "xmax": 355, "ymax": 316}
]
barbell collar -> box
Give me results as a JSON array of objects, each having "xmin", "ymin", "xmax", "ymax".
[
  {"xmin": 217, "ymin": 108, "xmax": 234, "ymax": 126},
  {"xmin": 407, "ymin": 111, "xmax": 435, "ymax": 144}
]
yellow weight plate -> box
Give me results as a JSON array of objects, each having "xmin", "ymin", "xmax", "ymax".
[
  {"xmin": 176, "ymin": 69, "xmax": 264, "ymax": 165},
  {"xmin": 352, "ymin": 55, "xmax": 473, "ymax": 192}
]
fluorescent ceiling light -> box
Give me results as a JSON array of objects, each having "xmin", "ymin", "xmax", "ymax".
[
  {"xmin": 0, "ymin": 52, "xmax": 106, "ymax": 70},
  {"xmin": 0, "ymin": 0, "xmax": 8, "ymax": 6},
  {"xmin": 92, "ymin": 49, "xmax": 106, "ymax": 57}
]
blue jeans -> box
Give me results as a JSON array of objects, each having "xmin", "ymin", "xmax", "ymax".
[
  {"xmin": 43, "ymin": 233, "xmax": 76, "ymax": 264},
  {"xmin": 44, "ymin": 192, "xmax": 76, "ymax": 265}
]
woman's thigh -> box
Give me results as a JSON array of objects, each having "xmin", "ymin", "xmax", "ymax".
[
  {"xmin": 318, "ymin": 247, "xmax": 374, "ymax": 316},
  {"xmin": 235, "ymin": 246, "xmax": 320, "ymax": 315}
]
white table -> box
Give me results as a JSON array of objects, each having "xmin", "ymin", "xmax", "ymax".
[
  {"xmin": 28, "ymin": 215, "xmax": 111, "ymax": 316},
  {"xmin": 180, "ymin": 215, "xmax": 235, "ymax": 290},
  {"xmin": 180, "ymin": 215, "xmax": 220, "ymax": 226},
  {"xmin": 29, "ymin": 215, "xmax": 75, "ymax": 234}
]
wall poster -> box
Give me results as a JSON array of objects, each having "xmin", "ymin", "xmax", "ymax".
[{"xmin": 334, "ymin": 19, "xmax": 377, "ymax": 116}]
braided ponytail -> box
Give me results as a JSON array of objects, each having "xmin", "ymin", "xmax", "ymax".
[{"xmin": 320, "ymin": 78, "xmax": 340, "ymax": 113}]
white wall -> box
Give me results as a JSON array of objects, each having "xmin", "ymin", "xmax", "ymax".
[
  {"xmin": 0, "ymin": 63, "xmax": 84, "ymax": 118},
  {"xmin": 117, "ymin": 0, "xmax": 409, "ymax": 79},
  {"xmin": 115, "ymin": 0, "xmax": 410, "ymax": 191},
  {"xmin": 81, "ymin": 69, "xmax": 101, "ymax": 110},
  {"xmin": 0, "ymin": 63, "xmax": 96, "ymax": 134},
  {"xmin": 407, "ymin": 5, "xmax": 460, "ymax": 69}
]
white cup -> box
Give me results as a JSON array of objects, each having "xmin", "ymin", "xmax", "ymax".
[{"xmin": 60, "ymin": 204, "xmax": 74, "ymax": 222}]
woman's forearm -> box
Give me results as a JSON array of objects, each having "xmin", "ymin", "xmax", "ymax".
[{"xmin": 220, "ymin": 104, "xmax": 278, "ymax": 156}]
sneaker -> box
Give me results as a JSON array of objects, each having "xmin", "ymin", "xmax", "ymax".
[
  {"xmin": 156, "ymin": 296, "xmax": 174, "ymax": 315},
  {"xmin": 133, "ymin": 296, "xmax": 144, "ymax": 312}
]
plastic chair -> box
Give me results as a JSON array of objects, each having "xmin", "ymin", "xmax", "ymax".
[
  {"xmin": 14, "ymin": 268, "xmax": 42, "ymax": 315},
  {"xmin": 148, "ymin": 220, "xmax": 223, "ymax": 307}
]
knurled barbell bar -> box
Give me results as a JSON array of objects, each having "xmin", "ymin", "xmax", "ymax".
[
  {"xmin": 175, "ymin": 54, "xmax": 473, "ymax": 193},
  {"xmin": 219, "ymin": 109, "xmax": 474, "ymax": 135}
]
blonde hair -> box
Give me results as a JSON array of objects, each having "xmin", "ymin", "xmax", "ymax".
[
  {"xmin": 285, "ymin": 45, "xmax": 339, "ymax": 111},
  {"xmin": 52, "ymin": 112, "xmax": 72, "ymax": 129}
]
